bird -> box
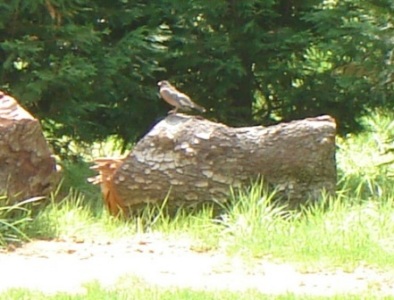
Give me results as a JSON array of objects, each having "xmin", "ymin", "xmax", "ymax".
[{"xmin": 157, "ymin": 80, "xmax": 206, "ymax": 114}]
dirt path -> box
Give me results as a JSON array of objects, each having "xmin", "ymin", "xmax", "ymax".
[{"xmin": 0, "ymin": 234, "xmax": 393, "ymax": 296}]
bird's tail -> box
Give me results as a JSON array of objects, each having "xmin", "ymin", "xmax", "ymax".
[{"xmin": 193, "ymin": 104, "xmax": 206, "ymax": 113}]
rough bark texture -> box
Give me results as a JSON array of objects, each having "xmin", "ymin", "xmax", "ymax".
[
  {"xmin": 0, "ymin": 91, "xmax": 59, "ymax": 203},
  {"xmin": 92, "ymin": 114, "xmax": 336, "ymax": 213}
]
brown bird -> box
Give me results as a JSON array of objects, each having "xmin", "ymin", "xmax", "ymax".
[{"xmin": 158, "ymin": 80, "xmax": 206, "ymax": 114}]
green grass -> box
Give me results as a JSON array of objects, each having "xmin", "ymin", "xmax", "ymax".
[
  {"xmin": 0, "ymin": 196, "xmax": 45, "ymax": 246},
  {"xmin": 7, "ymin": 177, "xmax": 394, "ymax": 269},
  {"xmin": 0, "ymin": 277, "xmax": 383, "ymax": 300},
  {"xmin": 27, "ymin": 190, "xmax": 133, "ymax": 241},
  {"xmin": 212, "ymin": 184, "xmax": 394, "ymax": 269},
  {"xmin": 0, "ymin": 283, "xmax": 268, "ymax": 300}
]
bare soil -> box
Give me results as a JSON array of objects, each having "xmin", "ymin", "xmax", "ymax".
[{"xmin": 0, "ymin": 234, "xmax": 393, "ymax": 296}]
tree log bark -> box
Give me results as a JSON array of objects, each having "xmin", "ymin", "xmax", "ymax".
[
  {"xmin": 92, "ymin": 114, "xmax": 337, "ymax": 213},
  {"xmin": 0, "ymin": 91, "xmax": 59, "ymax": 203}
]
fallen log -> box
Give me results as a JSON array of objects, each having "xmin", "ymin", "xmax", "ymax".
[
  {"xmin": 91, "ymin": 114, "xmax": 337, "ymax": 214},
  {"xmin": 0, "ymin": 91, "xmax": 60, "ymax": 203}
]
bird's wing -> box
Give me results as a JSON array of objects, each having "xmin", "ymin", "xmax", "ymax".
[
  {"xmin": 177, "ymin": 93, "xmax": 206, "ymax": 112},
  {"xmin": 160, "ymin": 87, "xmax": 181, "ymax": 107},
  {"xmin": 174, "ymin": 93, "xmax": 195, "ymax": 109}
]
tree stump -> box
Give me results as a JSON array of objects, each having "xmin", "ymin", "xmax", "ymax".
[
  {"xmin": 91, "ymin": 114, "xmax": 337, "ymax": 214},
  {"xmin": 0, "ymin": 91, "xmax": 59, "ymax": 203}
]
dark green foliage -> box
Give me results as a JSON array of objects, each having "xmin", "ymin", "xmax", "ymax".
[
  {"xmin": 0, "ymin": 1, "xmax": 165, "ymax": 146},
  {"xmin": 0, "ymin": 0, "xmax": 393, "ymax": 151}
]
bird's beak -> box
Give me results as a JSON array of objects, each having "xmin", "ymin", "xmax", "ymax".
[{"xmin": 157, "ymin": 81, "xmax": 162, "ymax": 86}]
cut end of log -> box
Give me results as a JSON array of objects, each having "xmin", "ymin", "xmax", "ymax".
[{"xmin": 89, "ymin": 157, "xmax": 126, "ymax": 216}]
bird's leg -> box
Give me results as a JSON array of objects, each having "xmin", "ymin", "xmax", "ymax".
[
  {"xmin": 168, "ymin": 107, "xmax": 179, "ymax": 114},
  {"xmin": 168, "ymin": 108, "xmax": 177, "ymax": 114}
]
